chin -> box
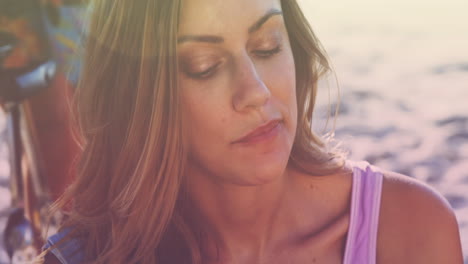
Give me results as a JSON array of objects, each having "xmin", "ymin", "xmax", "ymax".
[
  {"xmin": 228, "ymin": 152, "xmax": 291, "ymax": 186},
  {"xmin": 238, "ymin": 145, "xmax": 294, "ymax": 185}
]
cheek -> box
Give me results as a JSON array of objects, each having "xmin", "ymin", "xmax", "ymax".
[
  {"xmin": 278, "ymin": 53, "xmax": 298, "ymax": 141},
  {"xmin": 280, "ymin": 51, "xmax": 297, "ymax": 97},
  {"xmin": 264, "ymin": 48, "xmax": 296, "ymax": 94},
  {"xmin": 181, "ymin": 86, "xmax": 228, "ymax": 154},
  {"xmin": 265, "ymin": 51, "xmax": 297, "ymax": 122}
]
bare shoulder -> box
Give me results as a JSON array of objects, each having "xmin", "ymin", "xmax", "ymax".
[{"xmin": 377, "ymin": 170, "xmax": 463, "ymax": 264}]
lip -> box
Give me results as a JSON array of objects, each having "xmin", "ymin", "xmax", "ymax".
[{"xmin": 233, "ymin": 119, "xmax": 282, "ymax": 144}]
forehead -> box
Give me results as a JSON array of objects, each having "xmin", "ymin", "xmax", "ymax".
[{"xmin": 178, "ymin": 0, "xmax": 282, "ymax": 35}]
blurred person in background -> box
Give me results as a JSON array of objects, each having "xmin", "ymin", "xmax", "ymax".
[
  {"xmin": 0, "ymin": 0, "xmax": 83, "ymax": 262},
  {"xmin": 0, "ymin": 0, "xmax": 83, "ymax": 201}
]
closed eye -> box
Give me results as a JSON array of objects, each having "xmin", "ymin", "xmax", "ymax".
[
  {"xmin": 187, "ymin": 62, "xmax": 221, "ymax": 79},
  {"xmin": 254, "ymin": 45, "xmax": 282, "ymax": 58}
]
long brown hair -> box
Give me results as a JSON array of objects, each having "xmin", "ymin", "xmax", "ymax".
[{"xmin": 42, "ymin": 0, "xmax": 344, "ymax": 263}]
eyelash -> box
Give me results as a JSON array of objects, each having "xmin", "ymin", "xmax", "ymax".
[
  {"xmin": 188, "ymin": 45, "xmax": 282, "ymax": 80},
  {"xmin": 253, "ymin": 45, "xmax": 282, "ymax": 58},
  {"xmin": 188, "ymin": 62, "xmax": 221, "ymax": 79}
]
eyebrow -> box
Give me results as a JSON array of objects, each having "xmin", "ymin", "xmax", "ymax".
[{"xmin": 177, "ymin": 8, "xmax": 283, "ymax": 44}]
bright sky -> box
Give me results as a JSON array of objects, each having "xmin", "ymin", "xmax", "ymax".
[{"xmin": 298, "ymin": 0, "xmax": 468, "ymax": 34}]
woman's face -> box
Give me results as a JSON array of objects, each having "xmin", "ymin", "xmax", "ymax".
[{"xmin": 178, "ymin": 0, "xmax": 297, "ymax": 185}]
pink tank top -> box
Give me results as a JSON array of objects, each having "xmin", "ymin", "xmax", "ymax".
[{"xmin": 343, "ymin": 160, "xmax": 384, "ymax": 264}]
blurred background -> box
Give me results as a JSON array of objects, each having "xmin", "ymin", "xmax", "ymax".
[
  {"xmin": 0, "ymin": 0, "xmax": 467, "ymax": 263},
  {"xmin": 301, "ymin": 0, "xmax": 468, "ymax": 261},
  {"xmin": 0, "ymin": 1, "xmax": 85, "ymax": 262}
]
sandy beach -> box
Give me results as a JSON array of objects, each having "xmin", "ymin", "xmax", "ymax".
[{"xmin": 304, "ymin": 0, "xmax": 468, "ymax": 261}]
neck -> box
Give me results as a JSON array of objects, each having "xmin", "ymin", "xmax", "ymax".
[{"xmin": 184, "ymin": 165, "xmax": 296, "ymax": 262}]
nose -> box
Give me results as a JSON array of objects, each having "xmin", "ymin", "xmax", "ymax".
[{"xmin": 232, "ymin": 53, "xmax": 271, "ymax": 112}]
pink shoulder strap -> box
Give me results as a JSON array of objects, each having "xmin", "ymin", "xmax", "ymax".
[{"xmin": 343, "ymin": 160, "xmax": 384, "ymax": 264}]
